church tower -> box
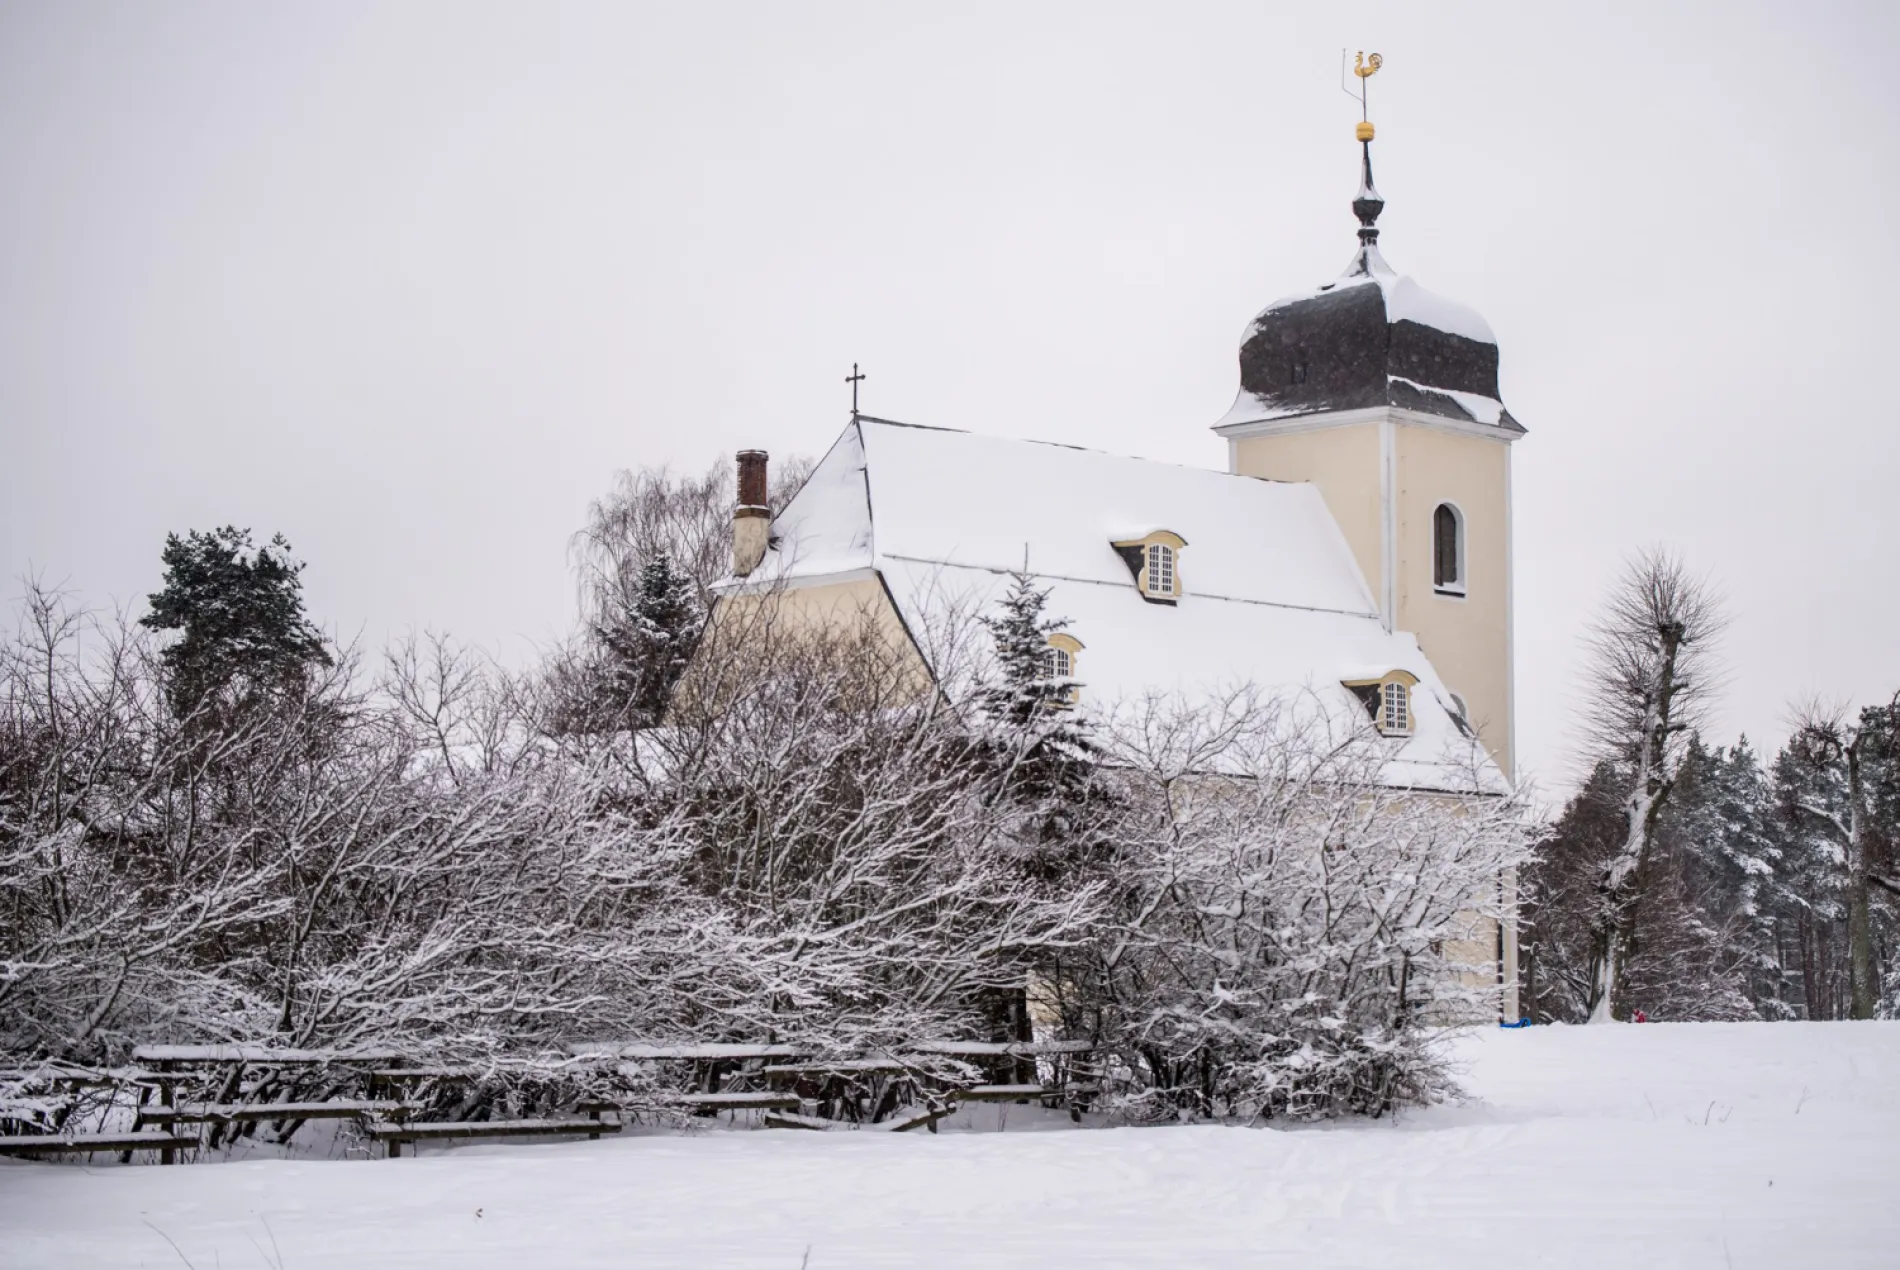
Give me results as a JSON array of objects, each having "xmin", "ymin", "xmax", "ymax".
[{"xmin": 1212, "ymin": 80, "xmax": 1522, "ymax": 784}]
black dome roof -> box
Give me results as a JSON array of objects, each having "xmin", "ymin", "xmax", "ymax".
[{"xmin": 1215, "ymin": 146, "xmax": 1522, "ymax": 435}]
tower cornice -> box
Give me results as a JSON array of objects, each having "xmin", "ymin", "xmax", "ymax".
[{"xmin": 1213, "ymin": 404, "xmax": 1525, "ymax": 446}]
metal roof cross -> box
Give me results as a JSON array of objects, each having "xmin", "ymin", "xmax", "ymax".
[{"xmin": 845, "ymin": 362, "xmax": 866, "ymax": 417}]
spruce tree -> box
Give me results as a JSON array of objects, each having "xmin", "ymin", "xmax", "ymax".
[
  {"xmin": 596, "ymin": 551, "xmax": 700, "ymax": 726},
  {"xmin": 1683, "ymin": 739, "xmax": 1792, "ymax": 1013},
  {"xmin": 977, "ymin": 571, "xmax": 1094, "ymax": 778},
  {"xmin": 972, "ymin": 572, "xmax": 1104, "ymax": 1053},
  {"xmin": 141, "ymin": 527, "xmax": 330, "ymax": 719}
]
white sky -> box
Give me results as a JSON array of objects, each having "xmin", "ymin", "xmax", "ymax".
[{"xmin": 4, "ymin": 1, "xmax": 1897, "ymax": 797}]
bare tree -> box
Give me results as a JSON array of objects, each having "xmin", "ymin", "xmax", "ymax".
[
  {"xmin": 1580, "ymin": 551, "xmax": 1725, "ymax": 1023},
  {"xmin": 571, "ymin": 455, "xmax": 813, "ymax": 620},
  {"xmin": 0, "ymin": 583, "xmax": 293, "ymax": 1062},
  {"xmin": 1066, "ymin": 687, "xmax": 1530, "ymax": 1120},
  {"xmin": 4, "ymin": 561, "xmax": 1539, "ymax": 1134},
  {"xmin": 629, "ymin": 596, "xmax": 1107, "ymax": 1058}
]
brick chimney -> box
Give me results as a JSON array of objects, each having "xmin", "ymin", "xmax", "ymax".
[{"xmin": 732, "ymin": 449, "xmax": 770, "ymax": 576}]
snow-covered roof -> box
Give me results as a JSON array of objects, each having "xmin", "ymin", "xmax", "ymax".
[
  {"xmin": 724, "ymin": 417, "xmax": 1506, "ymax": 794},
  {"xmin": 1213, "ymin": 237, "xmax": 1523, "ymax": 437},
  {"xmin": 1263, "ymin": 248, "xmax": 1494, "ymax": 345}
]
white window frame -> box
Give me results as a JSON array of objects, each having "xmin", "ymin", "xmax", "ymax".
[
  {"xmin": 1145, "ymin": 543, "xmax": 1176, "ymax": 598},
  {"xmin": 1380, "ymin": 680, "xmax": 1412, "ymax": 736}
]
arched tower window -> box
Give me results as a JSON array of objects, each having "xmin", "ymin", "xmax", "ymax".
[{"xmin": 1433, "ymin": 503, "xmax": 1465, "ymax": 596}]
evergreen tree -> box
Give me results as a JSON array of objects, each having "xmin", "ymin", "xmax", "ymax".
[
  {"xmin": 596, "ymin": 551, "xmax": 700, "ymax": 727},
  {"xmin": 141, "ymin": 527, "xmax": 330, "ymax": 719},
  {"xmin": 977, "ymin": 572, "xmax": 1095, "ymax": 781},
  {"xmin": 974, "ymin": 573, "xmax": 1109, "ymax": 1053},
  {"xmin": 1524, "ymin": 740, "xmax": 1771, "ymax": 1023},
  {"xmin": 1770, "ymin": 733, "xmax": 1857, "ymax": 1017},
  {"xmin": 1522, "ymin": 761, "xmax": 1628, "ymax": 1022},
  {"xmin": 1679, "ymin": 739, "xmax": 1793, "ymax": 1015},
  {"xmin": 1779, "ymin": 700, "xmax": 1900, "ymax": 1018},
  {"xmin": 1530, "ymin": 720, "xmax": 1900, "ymax": 1023}
]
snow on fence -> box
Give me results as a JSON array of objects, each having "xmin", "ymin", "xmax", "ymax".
[
  {"xmin": 131, "ymin": 1045, "xmax": 407, "ymax": 1065},
  {"xmin": 1, "ymin": 1037, "xmax": 1106, "ymax": 1163}
]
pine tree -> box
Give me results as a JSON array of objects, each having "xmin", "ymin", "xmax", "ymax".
[
  {"xmin": 596, "ymin": 551, "xmax": 700, "ymax": 727},
  {"xmin": 1780, "ymin": 700, "xmax": 1900, "ymax": 1018},
  {"xmin": 1521, "ymin": 761, "xmax": 1628, "ymax": 1022},
  {"xmin": 141, "ymin": 526, "xmax": 330, "ymax": 719},
  {"xmin": 1769, "ymin": 737, "xmax": 1854, "ymax": 1018},
  {"xmin": 1682, "ymin": 739, "xmax": 1792, "ymax": 1014},
  {"xmin": 1524, "ymin": 743, "xmax": 1766, "ymax": 1023}
]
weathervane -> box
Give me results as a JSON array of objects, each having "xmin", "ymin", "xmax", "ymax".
[
  {"xmin": 845, "ymin": 362, "xmax": 866, "ymax": 418},
  {"xmin": 1341, "ymin": 49, "xmax": 1383, "ymax": 140}
]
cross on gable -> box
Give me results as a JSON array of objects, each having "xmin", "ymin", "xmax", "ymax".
[{"xmin": 845, "ymin": 363, "xmax": 866, "ymax": 417}]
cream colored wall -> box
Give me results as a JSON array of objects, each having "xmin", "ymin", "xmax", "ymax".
[
  {"xmin": 1393, "ymin": 424, "xmax": 1512, "ymax": 778},
  {"xmin": 687, "ymin": 575, "xmax": 936, "ymax": 701},
  {"xmin": 1231, "ymin": 419, "xmax": 1512, "ymax": 776},
  {"xmin": 1231, "ymin": 424, "xmax": 1384, "ymax": 599},
  {"xmin": 718, "ymin": 575, "xmax": 911, "ymax": 644}
]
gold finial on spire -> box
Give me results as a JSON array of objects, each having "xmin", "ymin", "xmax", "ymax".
[{"xmin": 1345, "ymin": 50, "xmax": 1383, "ymax": 140}]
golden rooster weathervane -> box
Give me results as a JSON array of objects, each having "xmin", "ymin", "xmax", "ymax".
[{"xmin": 1342, "ymin": 50, "xmax": 1383, "ymax": 141}]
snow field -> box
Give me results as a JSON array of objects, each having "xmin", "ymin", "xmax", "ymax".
[{"xmin": 2, "ymin": 1021, "xmax": 1895, "ymax": 1269}]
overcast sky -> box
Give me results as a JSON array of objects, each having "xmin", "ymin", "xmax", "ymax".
[{"xmin": 4, "ymin": 1, "xmax": 1896, "ymax": 796}]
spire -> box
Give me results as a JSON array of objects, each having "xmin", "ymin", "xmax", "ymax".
[
  {"xmin": 1348, "ymin": 137, "xmax": 1386, "ymax": 276},
  {"xmin": 1343, "ymin": 51, "xmax": 1388, "ymax": 279}
]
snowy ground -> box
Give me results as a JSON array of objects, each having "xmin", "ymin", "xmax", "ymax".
[{"xmin": 3, "ymin": 1022, "xmax": 1895, "ymax": 1268}]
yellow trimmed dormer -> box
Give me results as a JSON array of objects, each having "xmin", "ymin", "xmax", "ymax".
[
  {"xmin": 1110, "ymin": 530, "xmax": 1187, "ymax": 605},
  {"xmin": 1043, "ymin": 632, "xmax": 1083, "ymax": 705},
  {"xmin": 1341, "ymin": 669, "xmax": 1419, "ymax": 737}
]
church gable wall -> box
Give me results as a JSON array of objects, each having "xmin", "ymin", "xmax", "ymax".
[{"xmin": 681, "ymin": 576, "xmax": 936, "ymax": 712}]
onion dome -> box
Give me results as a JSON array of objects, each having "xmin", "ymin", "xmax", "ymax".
[{"xmin": 1215, "ymin": 136, "xmax": 1523, "ymax": 435}]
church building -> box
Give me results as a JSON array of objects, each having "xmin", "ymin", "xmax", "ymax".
[{"xmin": 711, "ymin": 111, "xmax": 1524, "ymax": 1010}]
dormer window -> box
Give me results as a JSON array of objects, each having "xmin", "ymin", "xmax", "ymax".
[
  {"xmin": 1433, "ymin": 503, "xmax": 1465, "ymax": 596},
  {"xmin": 1111, "ymin": 531, "xmax": 1187, "ymax": 605},
  {"xmin": 1145, "ymin": 544, "xmax": 1175, "ymax": 597},
  {"xmin": 1380, "ymin": 681, "xmax": 1411, "ymax": 735},
  {"xmin": 1043, "ymin": 632, "xmax": 1083, "ymax": 705},
  {"xmin": 1342, "ymin": 670, "xmax": 1419, "ymax": 738}
]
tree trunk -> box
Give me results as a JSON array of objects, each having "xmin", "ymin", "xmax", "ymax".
[
  {"xmin": 1588, "ymin": 619, "xmax": 1686, "ymax": 1024},
  {"xmin": 1845, "ymin": 739, "xmax": 1876, "ymax": 1021}
]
